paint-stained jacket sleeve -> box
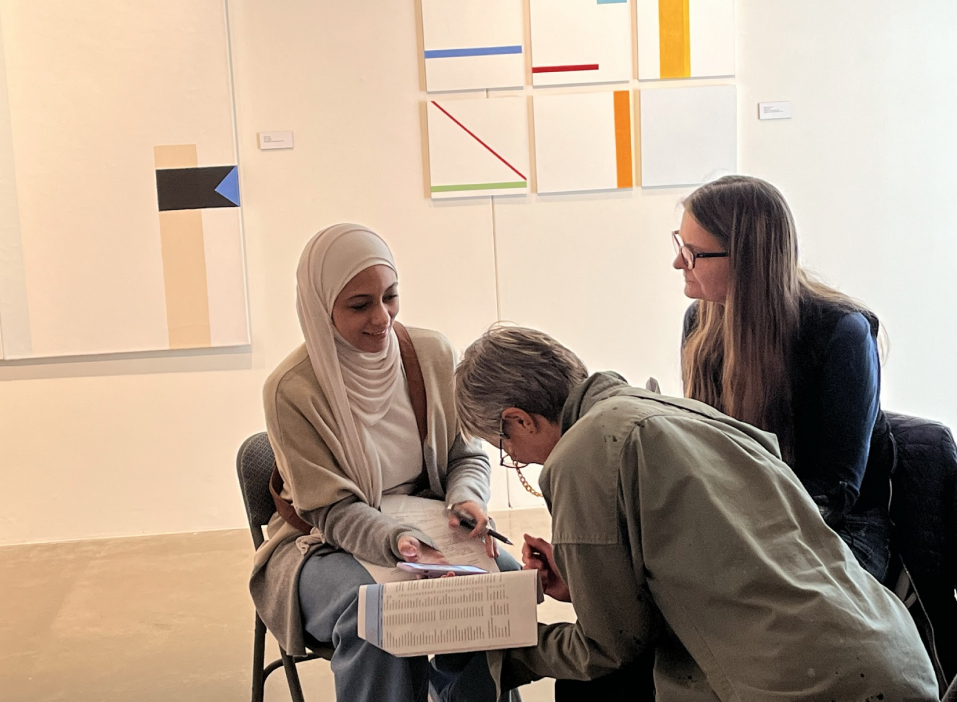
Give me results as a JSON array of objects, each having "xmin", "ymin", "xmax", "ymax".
[
  {"xmin": 498, "ymin": 414, "xmax": 661, "ymax": 684},
  {"xmin": 500, "ymin": 541, "xmax": 660, "ymax": 684}
]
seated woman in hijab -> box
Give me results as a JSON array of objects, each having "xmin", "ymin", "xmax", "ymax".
[{"xmin": 249, "ymin": 224, "xmax": 519, "ymax": 702}]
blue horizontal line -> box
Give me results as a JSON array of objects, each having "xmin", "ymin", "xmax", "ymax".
[{"xmin": 425, "ymin": 45, "xmax": 522, "ymax": 59}]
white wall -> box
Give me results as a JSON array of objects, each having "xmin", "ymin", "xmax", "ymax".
[{"xmin": 0, "ymin": 0, "xmax": 954, "ymax": 545}]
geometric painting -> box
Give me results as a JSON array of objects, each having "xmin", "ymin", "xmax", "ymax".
[
  {"xmin": 636, "ymin": 0, "xmax": 735, "ymax": 80},
  {"xmin": 638, "ymin": 85, "xmax": 736, "ymax": 187},
  {"xmin": 0, "ymin": 0, "xmax": 248, "ymax": 359},
  {"xmin": 421, "ymin": 0, "xmax": 525, "ymax": 92},
  {"xmin": 529, "ymin": 0, "xmax": 632, "ymax": 87},
  {"xmin": 154, "ymin": 147, "xmax": 244, "ymax": 349},
  {"xmin": 533, "ymin": 90, "xmax": 634, "ymax": 194},
  {"xmin": 426, "ymin": 97, "xmax": 529, "ymax": 199}
]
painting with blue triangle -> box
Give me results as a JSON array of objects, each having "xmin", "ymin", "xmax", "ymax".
[{"xmin": 155, "ymin": 165, "xmax": 241, "ymax": 211}]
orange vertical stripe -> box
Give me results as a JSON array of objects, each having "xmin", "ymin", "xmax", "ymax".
[
  {"xmin": 614, "ymin": 91, "xmax": 633, "ymax": 189},
  {"xmin": 659, "ymin": 0, "xmax": 691, "ymax": 79}
]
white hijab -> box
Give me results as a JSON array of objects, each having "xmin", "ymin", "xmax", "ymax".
[{"xmin": 296, "ymin": 223, "xmax": 404, "ymax": 507}]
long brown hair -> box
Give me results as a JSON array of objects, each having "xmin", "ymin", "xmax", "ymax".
[{"xmin": 681, "ymin": 176, "xmax": 865, "ymax": 464}]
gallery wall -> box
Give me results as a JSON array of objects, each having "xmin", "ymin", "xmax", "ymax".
[{"xmin": 0, "ymin": 0, "xmax": 954, "ymax": 544}]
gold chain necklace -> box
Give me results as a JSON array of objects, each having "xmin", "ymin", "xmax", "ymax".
[{"xmin": 515, "ymin": 466, "xmax": 543, "ymax": 498}]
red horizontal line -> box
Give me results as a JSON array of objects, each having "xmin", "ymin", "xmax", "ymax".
[{"xmin": 532, "ymin": 64, "xmax": 599, "ymax": 74}]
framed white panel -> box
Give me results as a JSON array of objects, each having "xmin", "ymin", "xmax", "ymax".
[
  {"xmin": 636, "ymin": 0, "xmax": 735, "ymax": 80},
  {"xmin": 427, "ymin": 97, "xmax": 529, "ymax": 199},
  {"xmin": 689, "ymin": 0, "xmax": 735, "ymax": 78},
  {"xmin": 529, "ymin": 0, "xmax": 632, "ymax": 87},
  {"xmin": 421, "ymin": 0, "xmax": 525, "ymax": 92},
  {"xmin": 534, "ymin": 91, "xmax": 633, "ymax": 194},
  {"xmin": 639, "ymin": 85, "xmax": 737, "ymax": 187},
  {"xmin": 0, "ymin": 0, "xmax": 248, "ymax": 358}
]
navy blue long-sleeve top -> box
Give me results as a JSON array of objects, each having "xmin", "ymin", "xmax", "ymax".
[{"xmin": 683, "ymin": 298, "xmax": 894, "ymax": 526}]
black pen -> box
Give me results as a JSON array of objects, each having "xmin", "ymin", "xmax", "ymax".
[{"xmin": 450, "ymin": 509, "xmax": 514, "ymax": 545}]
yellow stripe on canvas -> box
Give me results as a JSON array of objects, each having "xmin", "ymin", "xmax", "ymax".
[
  {"xmin": 659, "ymin": 0, "xmax": 691, "ymax": 79},
  {"xmin": 613, "ymin": 91, "xmax": 633, "ymax": 189}
]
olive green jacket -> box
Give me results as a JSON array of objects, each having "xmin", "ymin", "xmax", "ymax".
[{"xmin": 498, "ymin": 372, "xmax": 937, "ymax": 702}]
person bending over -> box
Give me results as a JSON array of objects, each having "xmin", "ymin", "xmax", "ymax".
[{"xmin": 453, "ymin": 325, "xmax": 937, "ymax": 702}]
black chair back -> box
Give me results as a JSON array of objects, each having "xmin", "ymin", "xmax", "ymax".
[
  {"xmin": 236, "ymin": 432, "xmax": 278, "ymax": 549},
  {"xmin": 887, "ymin": 411, "xmax": 957, "ymax": 693}
]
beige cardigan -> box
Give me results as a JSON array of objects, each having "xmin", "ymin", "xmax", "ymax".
[{"xmin": 250, "ymin": 327, "xmax": 491, "ymax": 655}]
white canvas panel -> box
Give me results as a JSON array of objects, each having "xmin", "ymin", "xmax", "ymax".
[
  {"xmin": 529, "ymin": 0, "xmax": 632, "ymax": 87},
  {"xmin": 635, "ymin": 0, "xmax": 661, "ymax": 81},
  {"xmin": 422, "ymin": 0, "xmax": 525, "ymax": 92},
  {"xmin": 0, "ymin": 13, "xmax": 28, "ymax": 359},
  {"xmin": 202, "ymin": 208, "xmax": 250, "ymax": 347},
  {"xmin": 689, "ymin": 0, "xmax": 735, "ymax": 77},
  {"xmin": 427, "ymin": 97, "xmax": 529, "ymax": 200},
  {"xmin": 533, "ymin": 92, "xmax": 619, "ymax": 194},
  {"xmin": 0, "ymin": 0, "xmax": 244, "ymax": 358},
  {"xmin": 639, "ymin": 85, "xmax": 736, "ymax": 187}
]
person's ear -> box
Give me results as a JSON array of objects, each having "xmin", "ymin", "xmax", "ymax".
[{"xmin": 501, "ymin": 408, "xmax": 537, "ymax": 435}]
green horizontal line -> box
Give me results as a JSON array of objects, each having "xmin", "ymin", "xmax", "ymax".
[{"xmin": 431, "ymin": 181, "xmax": 527, "ymax": 192}]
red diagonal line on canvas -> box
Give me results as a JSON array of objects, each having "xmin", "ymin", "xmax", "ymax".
[{"xmin": 430, "ymin": 101, "xmax": 527, "ymax": 182}]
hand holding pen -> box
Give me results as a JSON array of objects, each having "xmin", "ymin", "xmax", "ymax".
[
  {"xmin": 522, "ymin": 534, "xmax": 571, "ymax": 603},
  {"xmin": 447, "ymin": 501, "xmax": 510, "ymax": 558}
]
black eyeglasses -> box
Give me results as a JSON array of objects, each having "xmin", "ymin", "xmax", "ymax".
[
  {"xmin": 498, "ymin": 417, "xmax": 528, "ymax": 470},
  {"xmin": 498, "ymin": 417, "xmax": 542, "ymax": 498},
  {"xmin": 672, "ymin": 230, "xmax": 728, "ymax": 270}
]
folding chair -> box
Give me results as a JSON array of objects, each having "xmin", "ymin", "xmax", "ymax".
[{"xmin": 236, "ymin": 432, "xmax": 335, "ymax": 702}]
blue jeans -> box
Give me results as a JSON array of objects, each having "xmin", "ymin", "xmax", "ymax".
[
  {"xmin": 299, "ymin": 549, "xmax": 521, "ymax": 702},
  {"xmin": 835, "ymin": 506, "xmax": 893, "ymax": 585}
]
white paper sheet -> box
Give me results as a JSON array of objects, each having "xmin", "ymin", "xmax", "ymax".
[{"xmin": 357, "ymin": 495, "xmax": 500, "ymax": 583}]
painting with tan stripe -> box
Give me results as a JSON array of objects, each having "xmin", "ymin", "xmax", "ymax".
[{"xmin": 0, "ymin": 0, "xmax": 249, "ymax": 359}]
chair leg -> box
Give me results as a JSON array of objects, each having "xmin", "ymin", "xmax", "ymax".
[
  {"xmin": 252, "ymin": 615, "xmax": 267, "ymax": 702},
  {"xmin": 280, "ymin": 647, "xmax": 307, "ymax": 702}
]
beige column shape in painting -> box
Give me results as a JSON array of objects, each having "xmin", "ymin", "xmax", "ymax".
[{"xmin": 154, "ymin": 144, "xmax": 212, "ymax": 349}]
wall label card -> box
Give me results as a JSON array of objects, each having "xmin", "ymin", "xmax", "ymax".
[
  {"xmin": 258, "ymin": 131, "xmax": 294, "ymax": 149},
  {"xmin": 758, "ymin": 102, "xmax": 792, "ymax": 120}
]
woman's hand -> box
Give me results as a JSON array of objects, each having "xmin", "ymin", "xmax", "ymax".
[
  {"xmin": 397, "ymin": 535, "xmax": 448, "ymax": 564},
  {"xmin": 522, "ymin": 533, "xmax": 571, "ymax": 602},
  {"xmin": 448, "ymin": 500, "xmax": 498, "ymax": 558}
]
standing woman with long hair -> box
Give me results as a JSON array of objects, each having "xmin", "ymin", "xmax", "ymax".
[
  {"xmin": 675, "ymin": 175, "xmax": 895, "ymax": 584},
  {"xmin": 249, "ymin": 224, "xmax": 519, "ymax": 701}
]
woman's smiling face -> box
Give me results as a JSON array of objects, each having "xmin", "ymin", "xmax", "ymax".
[{"xmin": 331, "ymin": 264, "xmax": 399, "ymax": 352}]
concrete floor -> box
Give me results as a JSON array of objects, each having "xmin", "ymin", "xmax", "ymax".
[{"xmin": 0, "ymin": 508, "xmax": 572, "ymax": 702}]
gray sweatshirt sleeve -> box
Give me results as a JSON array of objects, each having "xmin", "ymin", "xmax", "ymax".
[
  {"xmin": 444, "ymin": 433, "xmax": 492, "ymax": 507},
  {"xmin": 302, "ymin": 499, "xmax": 435, "ymax": 567}
]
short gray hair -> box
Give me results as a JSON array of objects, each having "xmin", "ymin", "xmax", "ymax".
[{"xmin": 455, "ymin": 325, "xmax": 589, "ymax": 441}]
